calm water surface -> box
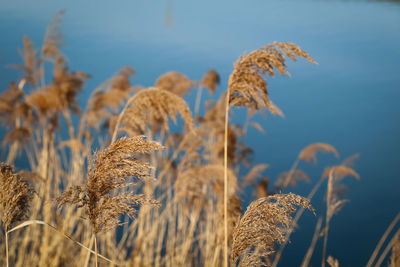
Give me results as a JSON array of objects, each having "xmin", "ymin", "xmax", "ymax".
[{"xmin": 1, "ymin": 0, "xmax": 399, "ymax": 266}]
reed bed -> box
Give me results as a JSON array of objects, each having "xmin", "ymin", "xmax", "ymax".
[{"xmin": 0, "ymin": 11, "xmax": 399, "ymax": 267}]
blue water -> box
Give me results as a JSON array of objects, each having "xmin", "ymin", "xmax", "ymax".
[{"xmin": 1, "ymin": 0, "xmax": 400, "ymax": 266}]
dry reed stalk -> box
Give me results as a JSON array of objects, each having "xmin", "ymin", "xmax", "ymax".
[
  {"xmin": 322, "ymin": 165, "xmax": 359, "ymax": 267},
  {"xmin": 300, "ymin": 216, "xmax": 323, "ymax": 267},
  {"xmin": 224, "ymin": 42, "xmax": 315, "ymax": 267},
  {"xmin": 375, "ymin": 229, "xmax": 400, "ymax": 267},
  {"xmin": 390, "ymin": 234, "xmax": 400, "ymax": 267},
  {"xmin": 231, "ymin": 193, "xmax": 314, "ymax": 266},
  {"xmin": 366, "ymin": 212, "xmax": 400, "ymax": 267}
]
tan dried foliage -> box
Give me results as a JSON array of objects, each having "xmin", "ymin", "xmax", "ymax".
[
  {"xmin": 41, "ymin": 10, "xmax": 66, "ymax": 60},
  {"xmin": 175, "ymin": 164, "xmax": 238, "ymax": 207},
  {"xmin": 84, "ymin": 66, "xmax": 137, "ymax": 129},
  {"xmin": 25, "ymin": 58, "xmax": 88, "ymax": 118},
  {"xmin": 56, "ymin": 136, "xmax": 165, "ymax": 234},
  {"xmin": 250, "ymin": 121, "xmax": 265, "ymax": 133},
  {"xmin": 0, "ymin": 163, "xmax": 35, "ymax": 230},
  {"xmin": 391, "ymin": 234, "xmax": 400, "ymax": 267},
  {"xmin": 0, "ymin": 82, "xmax": 25, "ymax": 126},
  {"xmin": 200, "ymin": 69, "xmax": 220, "ymax": 93},
  {"xmin": 11, "ymin": 36, "xmax": 41, "ymax": 86},
  {"xmin": 256, "ymin": 177, "xmax": 271, "ymax": 199},
  {"xmin": 231, "ymin": 193, "xmax": 314, "ymax": 266},
  {"xmin": 299, "ymin": 143, "xmax": 339, "ymax": 164},
  {"xmin": 2, "ymin": 127, "xmax": 31, "ymax": 147},
  {"xmin": 275, "ymin": 169, "xmax": 310, "ymax": 188},
  {"xmin": 326, "ymin": 166, "xmax": 360, "ymax": 222},
  {"xmin": 121, "ymin": 87, "xmax": 194, "ymax": 135},
  {"xmin": 228, "ymin": 42, "xmax": 315, "ymax": 114},
  {"xmin": 327, "ymin": 256, "xmax": 339, "ymax": 267},
  {"xmin": 155, "ymin": 71, "xmax": 195, "ymax": 97},
  {"xmin": 109, "ymin": 66, "xmax": 136, "ymax": 91},
  {"xmin": 242, "ymin": 164, "xmax": 269, "ymax": 187}
]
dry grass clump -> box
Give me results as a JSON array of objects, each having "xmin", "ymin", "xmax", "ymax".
[
  {"xmin": 231, "ymin": 193, "xmax": 314, "ymax": 266},
  {"xmin": 0, "ymin": 163, "xmax": 35, "ymax": 230},
  {"xmin": 175, "ymin": 164, "xmax": 238, "ymax": 209},
  {"xmin": 4, "ymin": 11, "xmax": 392, "ymax": 267},
  {"xmin": 56, "ymin": 136, "xmax": 164, "ymax": 234}
]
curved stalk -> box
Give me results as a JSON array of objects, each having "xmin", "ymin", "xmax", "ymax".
[{"xmin": 366, "ymin": 212, "xmax": 400, "ymax": 267}]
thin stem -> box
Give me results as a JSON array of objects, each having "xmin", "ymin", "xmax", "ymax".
[
  {"xmin": 111, "ymin": 96, "xmax": 136, "ymax": 145},
  {"xmin": 84, "ymin": 235, "xmax": 95, "ymax": 267},
  {"xmin": 322, "ymin": 169, "xmax": 334, "ymax": 267},
  {"xmin": 223, "ymin": 90, "xmax": 230, "ymax": 267},
  {"xmin": 301, "ymin": 216, "xmax": 323, "ymax": 267},
  {"xmin": 321, "ymin": 224, "xmax": 328, "ymax": 267},
  {"xmin": 375, "ymin": 228, "xmax": 400, "ymax": 267},
  {"xmin": 282, "ymin": 158, "xmax": 300, "ymax": 189},
  {"xmin": 366, "ymin": 212, "xmax": 400, "ymax": 267},
  {"xmin": 94, "ymin": 235, "xmax": 98, "ymax": 267},
  {"xmin": 5, "ymin": 227, "xmax": 9, "ymax": 267}
]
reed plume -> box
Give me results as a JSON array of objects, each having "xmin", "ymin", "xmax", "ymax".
[
  {"xmin": 200, "ymin": 69, "xmax": 220, "ymax": 94},
  {"xmin": 10, "ymin": 36, "xmax": 41, "ymax": 86},
  {"xmin": 155, "ymin": 71, "xmax": 195, "ymax": 97},
  {"xmin": 276, "ymin": 142, "xmax": 339, "ymax": 190},
  {"xmin": 41, "ymin": 10, "xmax": 65, "ymax": 60},
  {"xmin": 275, "ymin": 169, "xmax": 310, "ymax": 188},
  {"xmin": 322, "ymin": 165, "xmax": 360, "ymax": 267},
  {"xmin": 242, "ymin": 164, "xmax": 269, "ymax": 187},
  {"xmin": 230, "ymin": 193, "xmax": 314, "ymax": 266},
  {"xmin": 255, "ymin": 177, "xmax": 271, "ymax": 198},
  {"xmin": 299, "ymin": 143, "xmax": 339, "ymax": 164},
  {"xmin": 0, "ymin": 163, "xmax": 35, "ymax": 230},
  {"xmin": 195, "ymin": 69, "xmax": 220, "ymax": 116},
  {"xmin": 112, "ymin": 87, "xmax": 194, "ymax": 142},
  {"xmin": 224, "ymin": 42, "xmax": 315, "ymax": 267},
  {"xmin": 0, "ymin": 163, "xmax": 35, "ymax": 267},
  {"xmin": 56, "ymin": 136, "xmax": 164, "ymax": 234},
  {"xmin": 83, "ymin": 66, "xmax": 137, "ymax": 131}
]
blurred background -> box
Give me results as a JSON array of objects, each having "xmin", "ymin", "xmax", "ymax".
[{"xmin": 1, "ymin": 0, "xmax": 399, "ymax": 266}]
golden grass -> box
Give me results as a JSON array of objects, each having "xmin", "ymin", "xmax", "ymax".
[{"xmin": 0, "ymin": 10, "xmax": 398, "ymax": 267}]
